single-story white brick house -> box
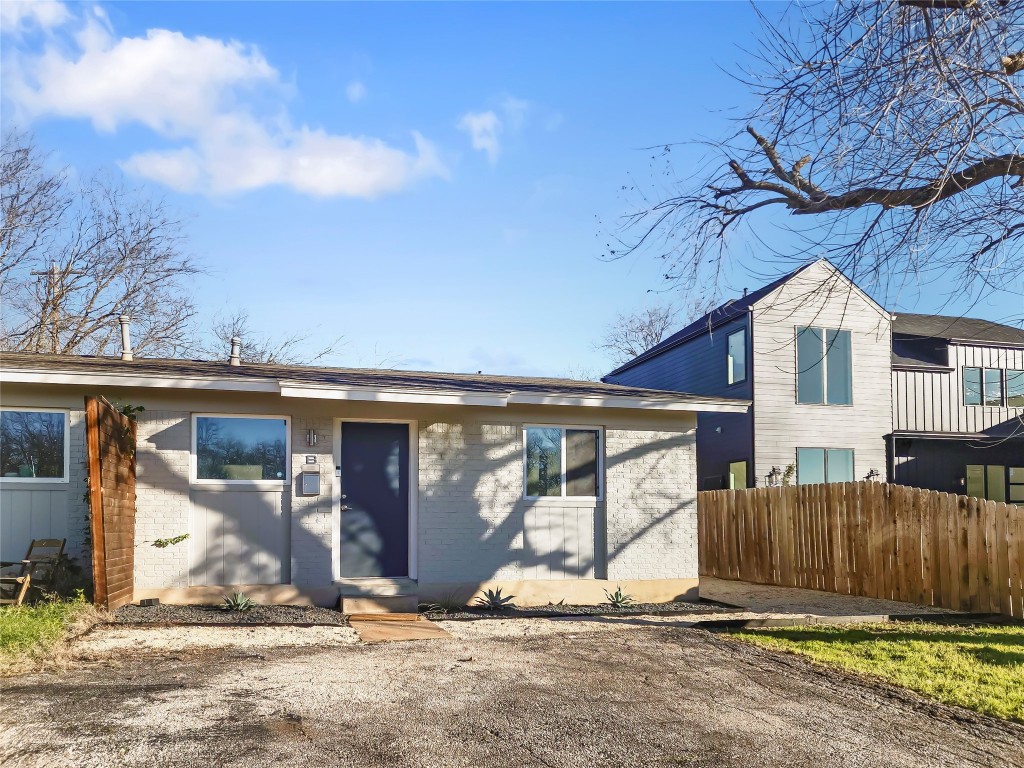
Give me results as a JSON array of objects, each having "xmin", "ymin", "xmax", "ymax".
[{"xmin": 0, "ymin": 349, "xmax": 748, "ymax": 607}]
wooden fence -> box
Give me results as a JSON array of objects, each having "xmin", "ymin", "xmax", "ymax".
[
  {"xmin": 86, "ymin": 396, "xmax": 137, "ymax": 610},
  {"xmin": 697, "ymin": 481, "xmax": 1023, "ymax": 618}
]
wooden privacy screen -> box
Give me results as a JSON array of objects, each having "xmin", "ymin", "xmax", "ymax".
[
  {"xmin": 86, "ymin": 396, "xmax": 137, "ymax": 610},
  {"xmin": 698, "ymin": 482, "xmax": 1023, "ymax": 618}
]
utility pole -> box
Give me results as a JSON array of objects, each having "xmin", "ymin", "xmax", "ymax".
[{"xmin": 29, "ymin": 262, "xmax": 85, "ymax": 353}]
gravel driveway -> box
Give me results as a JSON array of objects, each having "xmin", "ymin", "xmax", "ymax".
[{"xmin": 2, "ymin": 620, "xmax": 1021, "ymax": 768}]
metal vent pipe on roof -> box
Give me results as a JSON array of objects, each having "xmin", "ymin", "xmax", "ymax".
[
  {"xmin": 229, "ymin": 336, "xmax": 241, "ymax": 366},
  {"xmin": 118, "ymin": 315, "xmax": 133, "ymax": 361}
]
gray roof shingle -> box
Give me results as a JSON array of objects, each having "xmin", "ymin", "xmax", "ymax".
[{"xmin": 0, "ymin": 352, "xmax": 746, "ymax": 407}]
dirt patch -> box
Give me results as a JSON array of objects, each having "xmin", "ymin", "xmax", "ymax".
[
  {"xmin": 3, "ymin": 624, "xmax": 1021, "ymax": 767},
  {"xmin": 73, "ymin": 624, "xmax": 359, "ymax": 657},
  {"xmin": 115, "ymin": 603, "xmax": 348, "ymax": 626}
]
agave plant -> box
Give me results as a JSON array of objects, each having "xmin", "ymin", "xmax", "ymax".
[
  {"xmin": 221, "ymin": 591, "xmax": 257, "ymax": 612},
  {"xmin": 603, "ymin": 586, "xmax": 635, "ymax": 608},
  {"xmin": 473, "ymin": 587, "xmax": 516, "ymax": 611}
]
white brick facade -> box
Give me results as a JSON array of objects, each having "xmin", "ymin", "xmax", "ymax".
[{"xmin": 3, "ymin": 383, "xmax": 703, "ymax": 604}]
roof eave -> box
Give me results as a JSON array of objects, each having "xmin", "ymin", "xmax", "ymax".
[{"xmin": 1, "ymin": 366, "xmax": 749, "ymax": 413}]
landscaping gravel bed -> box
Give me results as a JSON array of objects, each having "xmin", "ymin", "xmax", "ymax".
[
  {"xmin": 421, "ymin": 600, "xmax": 732, "ymax": 621},
  {"xmin": 114, "ymin": 604, "xmax": 348, "ymax": 626}
]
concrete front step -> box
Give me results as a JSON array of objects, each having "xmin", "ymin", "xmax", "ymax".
[{"xmin": 340, "ymin": 595, "xmax": 419, "ymax": 614}]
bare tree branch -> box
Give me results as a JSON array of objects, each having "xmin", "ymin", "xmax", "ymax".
[
  {"xmin": 1, "ymin": 132, "xmax": 201, "ymax": 356},
  {"xmin": 609, "ymin": 0, "xmax": 1024, "ymax": 316}
]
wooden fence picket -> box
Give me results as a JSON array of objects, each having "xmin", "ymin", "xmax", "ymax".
[{"xmin": 698, "ymin": 481, "xmax": 1022, "ymax": 618}]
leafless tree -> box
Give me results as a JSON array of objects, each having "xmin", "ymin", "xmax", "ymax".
[
  {"xmin": 611, "ymin": 0, "xmax": 1023, "ymax": 313},
  {"xmin": 599, "ymin": 304, "xmax": 681, "ymax": 366},
  {"xmin": 1, "ymin": 131, "xmax": 200, "ymax": 356},
  {"xmin": 201, "ymin": 308, "xmax": 345, "ymax": 366}
]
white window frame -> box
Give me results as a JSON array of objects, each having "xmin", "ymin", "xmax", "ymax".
[
  {"xmin": 522, "ymin": 424, "xmax": 604, "ymax": 501},
  {"xmin": 190, "ymin": 413, "xmax": 291, "ymax": 487},
  {"xmin": 0, "ymin": 407, "xmax": 71, "ymax": 484},
  {"xmin": 794, "ymin": 326, "xmax": 854, "ymax": 406}
]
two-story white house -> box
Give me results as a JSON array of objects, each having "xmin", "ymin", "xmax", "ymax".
[{"xmin": 605, "ymin": 259, "xmax": 1023, "ymax": 502}]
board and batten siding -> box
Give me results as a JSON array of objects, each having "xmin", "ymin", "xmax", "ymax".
[
  {"xmin": 606, "ymin": 316, "xmax": 754, "ymax": 488},
  {"xmin": 893, "ymin": 344, "xmax": 1024, "ymax": 433},
  {"xmin": 750, "ymin": 260, "xmax": 892, "ymax": 485}
]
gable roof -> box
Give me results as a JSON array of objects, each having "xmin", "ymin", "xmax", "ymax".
[
  {"xmin": 0, "ymin": 352, "xmax": 750, "ymax": 413},
  {"xmin": 604, "ymin": 264, "xmax": 813, "ymax": 377},
  {"xmin": 892, "ymin": 313, "xmax": 1024, "ymax": 346}
]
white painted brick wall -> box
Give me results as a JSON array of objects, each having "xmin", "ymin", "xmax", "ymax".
[
  {"xmin": 290, "ymin": 416, "xmax": 333, "ymax": 587},
  {"xmin": 127, "ymin": 409, "xmax": 699, "ymax": 590},
  {"xmin": 134, "ymin": 411, "xmax": 191, "ymax": 588},
  {"xmin": 604, "ymin": 428, "xmax": 698, "ymax": 581}
]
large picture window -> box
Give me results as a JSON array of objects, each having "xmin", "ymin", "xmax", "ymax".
[
  {"xmin": 0, "ymin": 408, "xmax": 69, "ymax": 482},
  {"xmin": 964, "ymin": 367, "xmax": 1024, "ymax": 407},
  {"xmin": 524, "ymin": 426, "xmax": 601, "ymax": 499},
  {"xmin": 796, "ymin": 327, "xmax": 852, "ymax": 405},
  {"xmin": 193, "ymin": 415, "xmax": 289, "ymax": 483},
  {"xmin": 796, "ymin": 447, "xmax": 854, "ymax": 485}
]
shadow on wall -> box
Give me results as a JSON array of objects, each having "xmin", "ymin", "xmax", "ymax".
[{"xmin": 136, "ymin": 418, "xmax": 695, "ymax": 606}]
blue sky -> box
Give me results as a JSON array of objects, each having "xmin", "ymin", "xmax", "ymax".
[{"xmin": 2, "ymin": 2, "xmax": 1019, "ymax": 377}]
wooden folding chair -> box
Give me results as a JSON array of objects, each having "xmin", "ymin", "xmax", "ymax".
[{"xmin": 0, "ymin": 538, "xmax": 67, "ymax": 606}]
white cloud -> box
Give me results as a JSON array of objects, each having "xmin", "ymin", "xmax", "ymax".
[
  {"xmin": 0, "ymin": 1, "xmax": 71, "ymax": 34},
  {"xmin": 345, "ymin": 80, "xmax": 367, "ymax": 104},
  {"xmin": 458, "ymin": 110, "xmax": 502, "ymax": 164},
  {"xmin": 458, "ymin": 96, "xmax": 532, "ymax": 164},
  {"xmin": 3, "ymin": 8, "xmax": 446, "ymax": 198}
]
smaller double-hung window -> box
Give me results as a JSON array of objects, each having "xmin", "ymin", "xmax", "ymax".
[
  {"xmin": 0, "ymin": 408, "xmax": 70, "ymax": 482},
  {"xmin": 796, "ymin": 448, "xmax": 854, "ymax": 485},
  {"xmin": 796, "ymin": 327, "xmax": 852, "ymax": 405},
  {"xmin": 524, "ymin": 426, "xmax": 602, "ymax": 499}
]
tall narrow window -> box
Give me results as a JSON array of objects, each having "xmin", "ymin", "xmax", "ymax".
[
  {"xmin": 796, "ymin": 327, "xmax": 825, "ymax": 404},
  {"xmin": 726, "ymin": 329, "xmax": 746, "ymax": 385},
  {"xmin": 727, "ymin": 461, "xmax": 747, "ymax": 490},
  {"xmin": 1008, "ymin": 370, "xmax": 1024, "ymax": 407},
  {"xmin": 525, "ymin": 427, "xmax": 562, "ymax": 497},
  {"xmin": 825, "ymin": 329, "xmax": 852, "ymax": 405},
  {"xmin": 965, "ymin": 465, "xmax": 985, "ymax": 498},
  {"xmin": 963, "ymin": 367, "xmax": 982, "ymax": 405},
  {"xmin": 986, "ymin": 465, "xmax": 1007, "ymax": 502},
  {"xmin": 524, "ymin": 426, "xmax": 601, "ymax": 499},
  {"xmin": 983, "ymin": 369, "xmax": 1003, "ymax": 406}
]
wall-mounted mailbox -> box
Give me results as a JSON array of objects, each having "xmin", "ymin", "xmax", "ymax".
[{"xmin": 300, "ymin": 470, "xmax": 321, "ymax": 496}]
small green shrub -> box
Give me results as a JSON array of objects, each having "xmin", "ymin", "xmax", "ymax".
[
  {"xmin": 473, "ymin": 587, "xmax": 516, "ymax": 611},
  {"xmin": 603, "ymin": 586, "xmax": 635, "ymax": 608},
  {"xmin": 220, "ymin": 591, "xmax": 257, "ymax": 612}
]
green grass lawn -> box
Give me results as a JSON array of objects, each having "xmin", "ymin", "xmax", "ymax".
[
  {"xmin": 0, "ymin": 596, "xmax": 93, "ymax": 673},
  {"xmin": 732, "ymin": 622, "xmax": 1024, "ymax": 722}
]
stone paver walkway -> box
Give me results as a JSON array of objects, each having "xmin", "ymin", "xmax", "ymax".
[{"xmin": 700, "ymin": 577, "xmax": 958, "ymax": 617}]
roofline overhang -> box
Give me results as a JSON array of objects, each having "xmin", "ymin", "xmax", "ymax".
[
  {"xmin": 891, "ymin": 363, "xmax": 954, "ymax": 373},
  {"xmin": 890, "ymin": 430, "xmax": 1024, "ymax": 441},
  {"xmin": 0, "ymin": 366, "xmax": 750, "ymax": 414}
]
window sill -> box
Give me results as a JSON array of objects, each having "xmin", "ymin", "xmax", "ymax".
[
  {"xmin": 522, "ymin": 497, "xmax": 603, "ymax": 507},
  {"xmin": 190, "ymin": 481, "xmax": 289, "ymax": 492}
]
